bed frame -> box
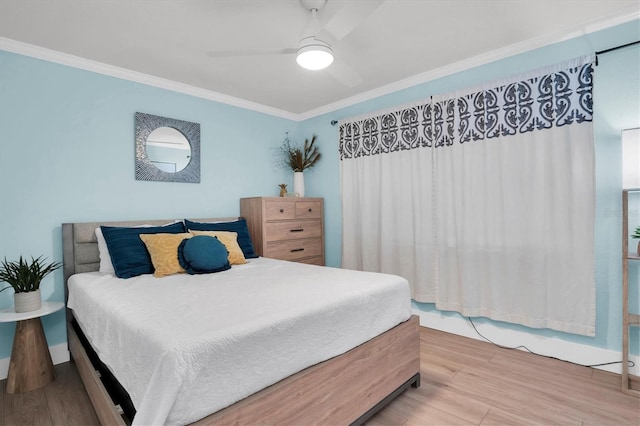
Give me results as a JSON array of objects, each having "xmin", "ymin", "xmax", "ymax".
[{"xmin": 62, "ymin": 218, "xmax": 420, "ymax": 425}]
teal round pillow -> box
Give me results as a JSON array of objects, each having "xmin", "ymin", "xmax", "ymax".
[{"xmin": 178, "ymin": 235, "xmax": 231, "ymax": 274}]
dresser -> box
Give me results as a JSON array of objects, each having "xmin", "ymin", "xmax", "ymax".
[{"xmin": 240, "ymin": 197, "xmax": 324, "ymax": 265}]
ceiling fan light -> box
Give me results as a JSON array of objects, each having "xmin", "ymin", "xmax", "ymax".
[{"xmin": 296, "ymin": 43, "xmax": 334, "ymax": 70}]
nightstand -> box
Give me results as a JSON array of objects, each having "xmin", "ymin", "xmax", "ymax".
[
  {"xmin": 241, "ymin": 197, "xmax": 325, "ymax": 265},
  {"xmin": 0, "ymin": 301, "xmax": 64, "ymax": 394}
]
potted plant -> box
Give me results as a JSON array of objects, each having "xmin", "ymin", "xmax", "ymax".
[
  {"xmin": 278, "ymin": 133, "xmax": 321, "ymax": 197},
  {"xmin": 0, "ymin": 256, "xmax": 61, "ymax": 313},
  {"xmin": 633, "ymin": 227, "xmax": 640, "ymax": 256}
]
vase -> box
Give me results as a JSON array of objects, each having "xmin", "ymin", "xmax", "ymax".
[
  {"xmin": 637, "ymin": 240, "xmax": 640, "ymax": 257},
  {"xmin": 293, "ymin": 171, "xmax": 305, "ymax": 197},
  {"xmin": 14, "ymin": 289, "xmax": 41, "ymax": 313}
]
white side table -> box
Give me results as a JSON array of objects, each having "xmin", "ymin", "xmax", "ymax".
[{"xmin": 0, "ymin": 301, "xmax": 65, "ymax": 394}]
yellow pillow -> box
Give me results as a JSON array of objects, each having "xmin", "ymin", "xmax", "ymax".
[
  {"xmin": 189, "ymin": 230, "xmax": 246, "ymax": 265},
  {"xmin": 139, "ymin": 233, "xmax": 192, "ymax": 277}
]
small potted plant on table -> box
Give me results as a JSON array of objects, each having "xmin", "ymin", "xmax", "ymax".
[{"xmin": 0, "ymin": 256, "xmax": 61, "ymax": 313}]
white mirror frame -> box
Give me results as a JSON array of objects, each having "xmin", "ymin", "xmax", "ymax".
[{"xmin": 135, "ymin": 112, "xmax": 201, "ymax": 183}]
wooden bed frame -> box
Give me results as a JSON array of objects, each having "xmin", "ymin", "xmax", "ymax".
[{"xmin": 62, "ymin": 218, "xmax": 421, "ymax": 425}]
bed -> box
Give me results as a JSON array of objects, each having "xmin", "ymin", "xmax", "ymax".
[{"xmin": 62, "ymin": 218, "xmax": 420, "ymax": 425}]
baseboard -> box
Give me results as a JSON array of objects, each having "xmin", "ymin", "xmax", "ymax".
[
  {"xmin": 413, "ymin": 309, "xmax": 640, "ymax": 377},
  {"xmin": 0, "ymin": 342, "xmax": 70, "ymax": 381}
]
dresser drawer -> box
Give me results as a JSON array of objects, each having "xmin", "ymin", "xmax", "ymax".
[
  {"xmin": 296, "ymin": 256, "xmax": 324, "ymax": 266},
  {"xmin": 265, "ymin": 201, "xmax": 296, "ymax": 220},
  {"xmin": 264, "ymin": 238, "xmax": 322, "ymax": 261},
  {"xmin": 265, "ymin": 220, "xmax": 322, "ymax": 242},
  {"xmin": 295, "ymin": 201, "xmax": 322, "ymax": 219}
]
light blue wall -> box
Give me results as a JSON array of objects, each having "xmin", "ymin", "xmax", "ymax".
[
  {"xmin": 0, "ymin": 51, "xmax": 300, "ymax": 359},
  {"xmin": 0, "ymin": 19, "xmax": 638, "ymax": 361},
  {"xmin": 300, "ymin": 20, "xmax": 640, "ymax": 354}
]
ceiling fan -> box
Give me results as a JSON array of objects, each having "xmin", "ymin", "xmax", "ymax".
[{"xmin": 207, "ymin": 0, "xmax": 385, "ymax": 87}]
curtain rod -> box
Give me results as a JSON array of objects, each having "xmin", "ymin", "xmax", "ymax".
[
  {"xmin": 595, "ymin": 40, "xmax": 639, "ymax": 65},
  {"xmin": 330, "ymin": 41, "xmax": 639, "ymax": 124}
]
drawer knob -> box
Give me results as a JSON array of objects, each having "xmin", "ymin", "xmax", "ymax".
[
  {"xmin": 290, "ymin": 228, "xmax": 304, "ymax": 232},
  {"xmin": 279, "ymin": 209, "xmax": 284, "ymax": 213},
  {"xmin": 291, "ymin": 248, "xmax": 305, "ymax": 253},
  {"xmin": 308, "ymin": 208, "xmax": 312, "ymax": 212}
]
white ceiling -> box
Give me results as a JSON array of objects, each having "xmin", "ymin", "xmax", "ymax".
[{"xmin": 0, "ymin": 0, "xmax": 638, "ymax": 119}]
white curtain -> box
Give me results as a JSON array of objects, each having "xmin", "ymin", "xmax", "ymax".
[
  {"xmin": 340, "ymin": 102, "xmax": 437, "ymax": 301},
  {"xmin": 340, "ymin": 56, "xmax": 596, "ymax": 336}
]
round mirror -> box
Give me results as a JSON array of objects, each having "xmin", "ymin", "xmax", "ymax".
[{"xmin": 144, "ymin": 127, "xmax": 191, "ymax": 173}]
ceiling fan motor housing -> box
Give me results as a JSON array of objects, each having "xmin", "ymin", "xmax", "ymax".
[
  {"xmin": 296, "ymin": 0, "xmax": 333, "ymax": 70},
  {"xmin": 296, "ymin": 36, "xmax": 334, "ymax": 70},
  {"xmin": 300, "ymin": 0, "xmax": 327, "ymax": 12}
]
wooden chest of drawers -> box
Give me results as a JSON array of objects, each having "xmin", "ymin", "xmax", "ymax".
[{"xmin": 240, "ymin": 197, "xmax": 324, "ymax": 265}]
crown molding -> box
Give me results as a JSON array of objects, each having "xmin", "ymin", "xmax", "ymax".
[
  {"xmin": 1, "ymin": 7, "xmax": 638, "ymax": 123},
  {"xmin": 0, "ymin": 37, "xmax": 298, "ymax": 121},
  {"xmin": 297, "ymin": 8, "xmax": 640, "ymax": 121}
]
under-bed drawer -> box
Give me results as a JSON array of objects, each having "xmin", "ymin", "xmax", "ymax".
[
  {"xmin": 265, "ymin": 220, "xmax": 322, "ymax": 242},
  {"xmin": 264, "ymin": 238, "xmax": 322, "ymax": 261}
]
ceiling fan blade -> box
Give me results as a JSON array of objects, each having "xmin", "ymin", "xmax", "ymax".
[
  {"xmin": 322, "ymin": 0, "xmax": 385, "ymax": 41},
  {"xmin": 327, "ymin": 59, "xmax": 363, "ymax": 88},
  {"xmin": 207, "ymin": 48, "xmax": 296, "ymax": 58}
]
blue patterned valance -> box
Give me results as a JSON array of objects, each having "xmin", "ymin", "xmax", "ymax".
[{"xmin": 340, "ymin": 60, "xmax": 593, "ymax": 160}]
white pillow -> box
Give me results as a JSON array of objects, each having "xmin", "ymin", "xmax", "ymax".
[{"xmin": 95, "ymin": 227, "xmax": 115, "ymax": 274}]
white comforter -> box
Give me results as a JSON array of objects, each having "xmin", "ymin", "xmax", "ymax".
[{"xmin": 67, "ymin": 258, "xmax": 411, "ymax": 425}]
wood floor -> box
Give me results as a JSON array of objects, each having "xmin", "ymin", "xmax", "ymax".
[
  {"xmin": 1, "ymin": 326, "xmax": 638, "ymax": 425},
  {"xmin": 0, "ymin": 362, "xmax": 99, "ymax": 425},
  {"xmin": 368, "ymin": 327, "xmax": 640, "ymax": 425}
]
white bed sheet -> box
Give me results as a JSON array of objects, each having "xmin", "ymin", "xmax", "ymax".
[{"xmin": 67, "ymin": 257, "xmax": 411, "ymax": 426}]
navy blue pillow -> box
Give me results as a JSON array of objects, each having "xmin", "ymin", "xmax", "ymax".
[
  {"xmin": 184, "ymin": 219, "xmax": 258, "ymax": 258},
  {"xmin": 178, "ymin": 235, "xmax": 231, "ymax": 274},
  {"xmin": 100, "ymin": 222, "xmax": 185, "ymax": 278}
]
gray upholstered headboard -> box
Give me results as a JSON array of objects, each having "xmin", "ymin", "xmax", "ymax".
[{"xmin": 62, "ymin": 217, "xmax": 239, "ymax": 297}]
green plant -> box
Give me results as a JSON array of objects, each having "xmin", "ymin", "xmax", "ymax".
[
  {"xmin": 632, "ymin": 227, "xmax": 640, "ymax": 239},
  {"xmin": 279, "ymin": 133, "xmax": 321, "ymax": 172},
  {"xmin": 0, "ymin": 256, "xmax": 61, "ymax": 294}
]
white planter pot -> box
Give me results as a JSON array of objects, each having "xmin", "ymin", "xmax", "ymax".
[
  {"xmin": 14, "ymin": 289, "xmax": 41, "ymax": 313},
  {"xmin": 293, "ymin": 171, "xmax": 305, "ymax": 197}
]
